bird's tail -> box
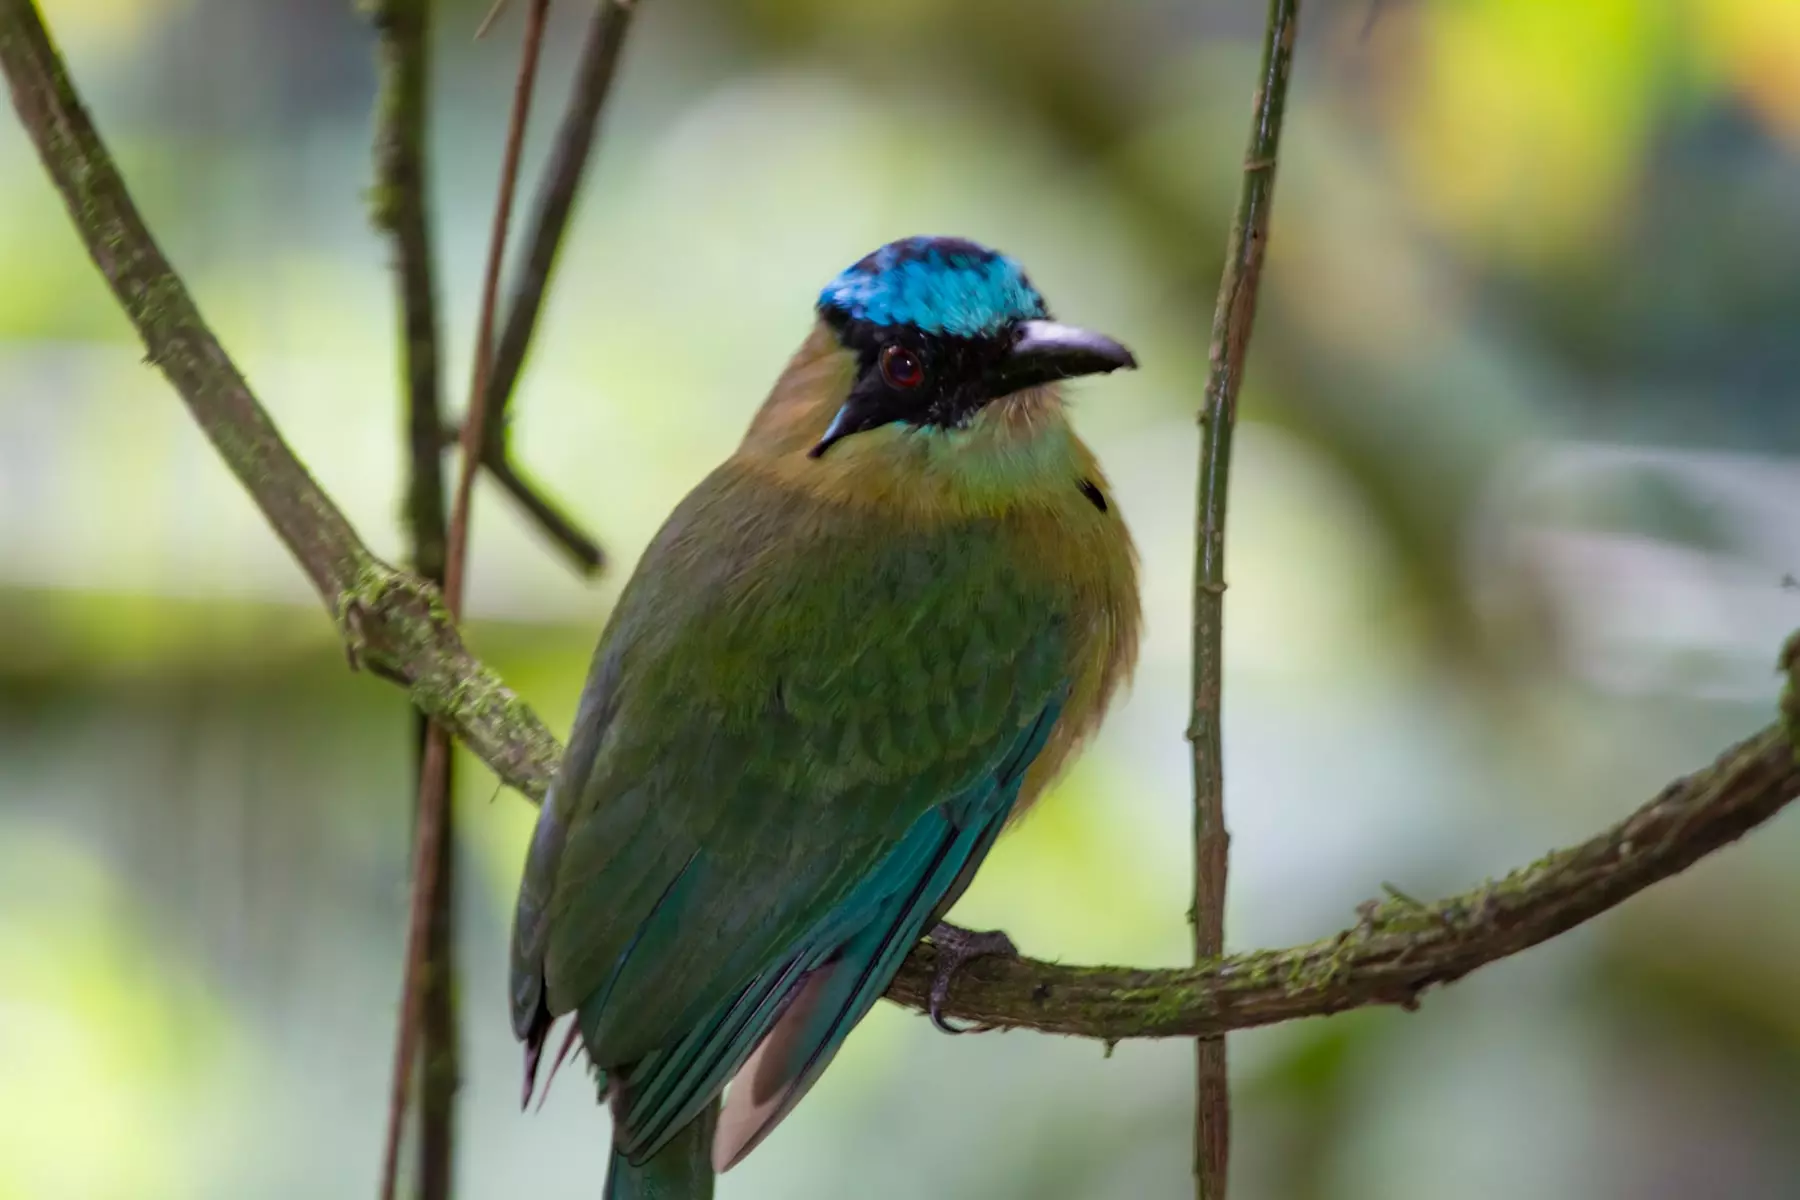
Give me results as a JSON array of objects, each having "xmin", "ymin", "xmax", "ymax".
[{"xmin": 603, "ymin": 1100, "xmax": 718, "ymax": 1200}]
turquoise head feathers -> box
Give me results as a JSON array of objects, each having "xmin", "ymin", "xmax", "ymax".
[
  {"xmin": 817, "ymin": 236, "xmax": 1048, "ymax": 336},
  {"xmin": 807, "ymin": 236, "xmax": 1136, "ymax": 458}
]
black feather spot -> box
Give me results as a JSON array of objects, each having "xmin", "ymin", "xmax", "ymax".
[{"xmin": 1077, "ymin": 479, "xmax": 1108, "ymax": 513}]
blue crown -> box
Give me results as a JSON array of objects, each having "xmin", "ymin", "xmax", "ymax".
[{"xmin": 817, "ymin": 236, "xmax": 1048, "ymax": 337}]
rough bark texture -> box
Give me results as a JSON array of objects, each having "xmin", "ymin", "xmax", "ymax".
[{"xmin": 891, "ymin": 724, "xmax": 1799, "ymax": 1036}]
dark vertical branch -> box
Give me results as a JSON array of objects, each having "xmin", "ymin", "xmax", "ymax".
[
  {"xmin": 369, "ymin": 0, "xmax": 457, "ymax": 1194},
  {"xmin": 1188, "ymin": 2, "xmax": 1301, "ymax": 1197},
  {"xmin": 376, "ymin": 3, "xmax": 552, "ymax": 1198},
  {"xmin": 468, "ymin": 0, "xmax": 639, "ymax": 576},
  {"xmin": 416, "ymin": 760, "xmax": 458, "ymax": 1200},
  {"xmin": 372, "ymin": 0, "xmax": 447, "ymax": 589},
  {"xmin": 482, "ymin": 0, "xmax": 636, "ymax": 437}
]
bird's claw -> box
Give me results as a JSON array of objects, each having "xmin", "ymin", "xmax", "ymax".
[{"xmin": 926, "ymin": 922, "xmax": 1017, "ymax": 1035}]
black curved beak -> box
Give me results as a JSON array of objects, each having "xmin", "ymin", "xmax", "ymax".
[{"xmin": 988, "ymin": 319, "xmax": 1137, "ymax": 397}]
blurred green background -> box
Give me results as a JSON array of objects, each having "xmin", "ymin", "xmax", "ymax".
[{"xmin": 5, "ymin": 0, "xmax": 1800, "ymax": 1196}]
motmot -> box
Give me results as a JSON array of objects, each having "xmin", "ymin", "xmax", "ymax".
[{"xmin": 510, "ymin": 235, "xmax": 1142, "ymax": 1198}]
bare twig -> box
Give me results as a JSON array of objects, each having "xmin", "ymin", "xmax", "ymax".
[
  {"xmin": 1187, "ymin": 2, "xmax": 1300, "ymax": 1195},
  {"xmin": 452, "ymin": 0, "xmax": 549, "ymax": 608},
  {"xmin": 368, "ymin": 0, "xmax": 458, "ymax": 1194},
  {"xmin": 377, "ymin": 2, "xmax": 551, "ymax": 1198},
  {"xmin": 475, "ymin": 0, "xmax": 512, "ymax": 41},
  {"xmin": 372, "ymin": 0, "xmax": 448, "ymax": 591},
  {"xmin": 476, "ymin": 1, "xmax": 633, "ymax": 565},
  {"xmin": 7, "ymin": 0, "xmax": 1799, "ymax": 1063},
  {"xmin": 486, "ymin": 454, "xmax": 603, "ymax": 567},
  {"xmin": 483, "ymin": 1, "xmax": 636, "ymax": 421},
  {"xmin": 458, "ymin": 1, "xmax": 639, "ymax": 576},
  {"xmin": 416, "ymin": 753, "xmax": 458, "ymax": 1200}
]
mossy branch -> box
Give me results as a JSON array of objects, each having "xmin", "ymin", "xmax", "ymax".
[
  {"xmin": 5, "ymin": 0, "xmax": 1799, "ymax": 1048},
  {"xmin": 892, "ymin": 724, "xmax": 1800, "ymax": 1036}
]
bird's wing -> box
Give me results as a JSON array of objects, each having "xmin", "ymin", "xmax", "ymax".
[
  {"xmin": 617, "ymin": 697, "xmax": 1061, "ymax": 1168},
  {"xmin": 508, "ymin": 463, "xmax": 1074, "ymax": 1152}
]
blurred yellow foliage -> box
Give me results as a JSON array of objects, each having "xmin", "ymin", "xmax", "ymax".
[
  {"xmin": 34, "ymin": 0, "xmax": 189, "ymax": 54},
  {"xmin": 1390, "ymin": 0, "xmax": 1661, "ymax": 265},
  {"xmin": 1390, "ymin": 0, "xmax": 1800, "ymax": 264},
  {"xmin": 1692, "ymin": 0, "xmax": 1800, "ymax": 145}
]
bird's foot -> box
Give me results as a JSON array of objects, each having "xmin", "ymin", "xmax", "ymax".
[{"xmin": 926, "ymin": 922, "xmax": 1018, "ymax": 1035}]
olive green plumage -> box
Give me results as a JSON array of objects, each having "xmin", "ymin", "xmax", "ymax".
[
  {"xmin": 510, "ymin": 236, "xmax": 1140, "ymax": 1197},
  {"xmin": 513, "ymin": 455, "xmax": 1077, "ymax": 1101}
]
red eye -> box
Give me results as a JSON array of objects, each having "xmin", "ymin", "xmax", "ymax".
[{"xmin": 880, "ymin": 344, "xmax": 925, "ymax": 389}]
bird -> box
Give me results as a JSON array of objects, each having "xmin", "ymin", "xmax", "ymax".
[{"xmin": 509, "ymin": 235, "xmax": 1141, "ymax": 1199}]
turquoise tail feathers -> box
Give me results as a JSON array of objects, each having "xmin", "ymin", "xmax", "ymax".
[{"xmin": 605, "ymin": 1100, "xmax": 718, "ymax": 1200}]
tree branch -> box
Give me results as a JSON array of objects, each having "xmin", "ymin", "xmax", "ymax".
[
  {"xmin": 470, "ymin": 0, "xmax": 639, "ymax": 577},
  {"xmin": 378, "ymin": 1, "xmax": 550, "ymax": 1196},
  {"xmin": 891, "ymin": 721, "xmax": 1800, "ymax": 1035},
  {"xmin": 368, "ymin": 0, "xmax": 458, "ymax": 1194},
  {"xmin": 1187, "ymin": 2, "xmax": 1300, "ymax": 1194},
  {"xmin": 6, "ymin": 0, "xmax": 1799, "ymax": 1063},
  {"xmin": 373, "ymin": 0, "xmax": 448, "ymax": 591},
  {"xmin": 481, "ymin": 0, "xmax": 634, "ymax": 433},
  {"xmin": 485, "ymin": 453, "xmax": 604, "ymax": 569}
]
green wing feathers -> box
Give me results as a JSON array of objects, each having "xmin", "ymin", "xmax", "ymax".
[{"xmin": 508, "ymin": 459, "xmax": 1096, "ymax": 1170}]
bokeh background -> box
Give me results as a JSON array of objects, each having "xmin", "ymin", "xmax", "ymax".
[{"xmin": 5, "ymin": 0, "xmax": 1800, "ymax": 1196}]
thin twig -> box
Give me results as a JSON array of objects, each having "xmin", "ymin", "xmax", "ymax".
[
  {"xmin": 1188, "ymin": 2, "xmax": 1301, "ymax": 1196},
  {"xmin": 416, "ymin": 759, "xmax": 458, "ymax": 1200},
  {"xmin": 8, "ymin": 0, "xmax": 1800, "ymax": 1060},
  {"xmin": 475, "ymin": 0, "xmax": 512, "ymax": 40},
  {"xmin": 468, "ymin": 0, "xmax": 638, "ymax": 576},
  {"xmin": 450, "ymin": 0, "xmax": 550, "ymax": 605},
  {"xmin": 376, "ymin": 3, "xmax": 551, "ymax": 1198},
  {"xmin": 369, "ymin": 0, "xmax": 458, "ymax": 1194},
  {"xmin": 372, "ymin": 0, "xmax": 448, "ymax": 591},
  {"xmin": 487, "ymin": 455, "xmax": 604, "ymax": 567},
  {"xmin": 483, "ymin": 0, "xmax": 635, "ymax": 421}
]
